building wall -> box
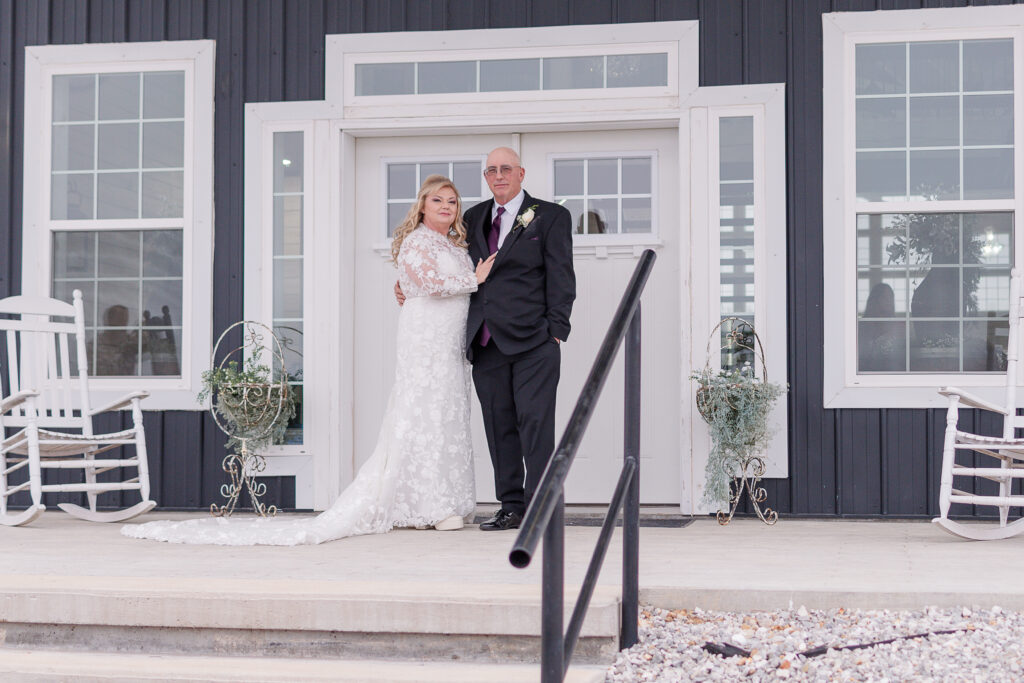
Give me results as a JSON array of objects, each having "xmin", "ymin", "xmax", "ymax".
[{"xmin": 0, "ymin": 0, "xmax": 1018, "ymax": 515}]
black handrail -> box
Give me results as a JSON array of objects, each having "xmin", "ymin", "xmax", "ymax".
[{"xmin": 509, "ymin": 249, "xmax": 656, "ymax": 682}]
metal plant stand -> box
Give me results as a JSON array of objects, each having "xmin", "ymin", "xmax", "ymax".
[
  {"xmin": 715, "ymin": 454, "xmax": 778, "ymax": 526},
  {"xmin": 698, "ymin": 317, "xmax": 780, "ymax": 527},
  {"xmin": 207, "ymin": 321, "xmax": 289, "ymax": 518}
]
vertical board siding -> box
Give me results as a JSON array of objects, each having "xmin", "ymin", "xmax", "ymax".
[{"xmin": 0, "ymin": 0, "xmax": 1021, "ymax": 515}]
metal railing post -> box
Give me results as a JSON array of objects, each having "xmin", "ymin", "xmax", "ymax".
[
  {"xmin": 541, "ymin": 492, "xmax": 565, "ymax": 682},
  {"xmin": 622, "ymin": 304, "xmax": 641, "ymax": 649}
]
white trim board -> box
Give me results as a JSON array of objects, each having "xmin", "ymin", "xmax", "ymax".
[
  {"xmin": 22, "ymin": 40, "xmax": 215, "ymax": 411},
  {"xmin": 822, "ymin": 6, "xmax": 1024, "ymax": 409}
]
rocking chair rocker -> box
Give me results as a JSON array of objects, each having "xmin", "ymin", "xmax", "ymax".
[
  {"xmin": 934, "ymin": 269, "xmax": 1024, "ymax": 540},
  {"xmin": 0, "ymin": 290, "xmax": 156, "ymax": 526}
]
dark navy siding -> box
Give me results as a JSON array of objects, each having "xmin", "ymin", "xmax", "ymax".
[{"xmin": 0, "ymin": 0, "xmax": 1020, "ymax": 514}]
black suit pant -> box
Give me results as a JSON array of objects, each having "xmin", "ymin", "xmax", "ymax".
[{"xmin": 471, "ymin": 338, "xmax": 560, "ymax": 517}]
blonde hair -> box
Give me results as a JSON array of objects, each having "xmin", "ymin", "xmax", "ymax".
[{"xmin": 391, "ymin": 175, "xmax": 468, "ymax": 262}]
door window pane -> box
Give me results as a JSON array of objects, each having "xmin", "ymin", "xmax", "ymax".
[
  {"xmin": 52, "ymin": 229, "xmax": 183, "ymax": 377},
  {"xmin": 607, "ymin": 53, "xmax": 667, "ymax": 88},
  {"xmin": 383, "ymin": 159, "xmax": 485, "ymax": 237},
  {"xmin": 856, "ymin": 212, "xmax": 1012, "ymax": 373},
  {"xmin": 552, "ymin": 154, "xmax": 655, "ymax": 236},
  {"xmin": 98, "ymin": 73, "xmax": 139, "ymax": 120},
  {"xmin": 355, "ymin": 63, "xmax": 415, "ymax": 96}
]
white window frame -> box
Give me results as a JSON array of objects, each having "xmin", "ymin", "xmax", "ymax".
[
  {"xmin": 687, "ymin": 83, "xmax": 789, "ymax": 507},
  {"xmin": 823, "ymin": 6, "xmax": 1024, "ymax": 408},
  {"xmin": 244, "ymin": 102, "xmax": 339, "ymax": 511},
  {"xmin": 548, "ymin": 150, "xmax": 661, "ymax": 247},
  {"xmin": 328, "ymin": 22, "xmax": 696, "ymax": 121},
  {"xmin": 22, "ymin": 40, "xmax": 215, "ymax": 411}
]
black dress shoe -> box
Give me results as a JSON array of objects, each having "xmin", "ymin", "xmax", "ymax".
[{"xmin": 479, "ymin": 509, "xmax": 523, "ymax": 531}]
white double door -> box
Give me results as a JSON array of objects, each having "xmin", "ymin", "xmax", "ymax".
[{"xmin": 350, "ymin": 128, "xmax": 682, "ymax": 503}]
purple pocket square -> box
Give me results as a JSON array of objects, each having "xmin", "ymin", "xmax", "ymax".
[{"xmin": 529, "ymin": 236, "xmax": 540, "ymax": 241}]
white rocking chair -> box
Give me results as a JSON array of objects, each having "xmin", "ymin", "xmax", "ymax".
[
  {"xmin": 934, "ymin": 269, "xmax": 1024, "ymax": 540},
  {"xmin": 0, "ymin": 290, "xmax": 156, "ymax": 526}
]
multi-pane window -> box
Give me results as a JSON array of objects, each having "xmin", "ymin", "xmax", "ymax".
[
  {"xmin": 854, "ymin": 38, "xmax": 1014, "ymax": 374},
  {"xmin": 384, "ymin": 160, "xmax": 485, "ymax": 236},
  {"xmin": 553, "ymin": 156, "xmax": 654, "ymax": 236},
  {"xmin": 718, "ymin": 117, "xmax": 756, "ymax": 371},
  {"xmin": 51, "ymin": 71, "xmax": 185, "ymax": 220},
  {"xmin": 273, "ymin": 132, "xmax": 304, "ymax": 444},
  {"xmin": 857, "ymin": 212, "xmax": 1012, "ymax": 372},
  {"xmin": 51, "ymin": 230, "xmax": 183, "ymax": 376},
  {"xmin": 355, "ymin": 53, "xmax": 668, "ymax": 96}
]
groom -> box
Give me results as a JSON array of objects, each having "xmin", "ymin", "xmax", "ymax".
[{"xmin": 465, "ymin": 147, "xmax": 575, "ymax": 531}]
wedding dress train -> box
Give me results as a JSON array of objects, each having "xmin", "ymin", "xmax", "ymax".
[{"xmin": 121, "ymin": 226, "xmax": 478, "ymax": 545}]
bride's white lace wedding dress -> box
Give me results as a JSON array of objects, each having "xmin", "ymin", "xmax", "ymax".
[{"xmin": 121, "ymin": 225, "xmax": 478, "ymax": 545}]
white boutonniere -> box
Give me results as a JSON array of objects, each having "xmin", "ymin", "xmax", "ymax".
[{"xmin": 514, "ymin": 204, "xmax": 539, "ymax": 232}]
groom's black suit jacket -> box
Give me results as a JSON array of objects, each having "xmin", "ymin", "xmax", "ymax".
[{"xmin": 465, "ymin": 191, "xmax": 576, "ymax": 359}]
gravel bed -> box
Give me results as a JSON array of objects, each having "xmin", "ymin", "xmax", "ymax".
[{"xmin": 606, "ymin": 605, "xmax": 1024, "ymax": 682}]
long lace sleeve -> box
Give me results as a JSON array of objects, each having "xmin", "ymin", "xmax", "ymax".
[{"xmin": 398, "ymin": 229, "xmax": 478, "ymax": 298}]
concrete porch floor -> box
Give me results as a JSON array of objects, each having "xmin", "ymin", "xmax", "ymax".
[{"xmin": 1, "ymin": 511, "xmax": 1023, "ymax": 611}]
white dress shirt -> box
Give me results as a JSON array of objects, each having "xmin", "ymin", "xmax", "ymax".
[{"xmin": 492, "ymin": 189, "xmax": 526, "ymax": 249}]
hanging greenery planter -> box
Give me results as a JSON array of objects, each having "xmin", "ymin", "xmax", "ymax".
[{"xmin": 692, "ymin": 317, "xmax": 787, "ymax": 525}]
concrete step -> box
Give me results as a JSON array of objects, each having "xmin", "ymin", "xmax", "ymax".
[
  {"xmin": 0, "ymin": 649, "xmax": 608, "ymax": 683},
  {"xmin": 0, "ymin": 574, "xmax": 621, "ymax": 665}
]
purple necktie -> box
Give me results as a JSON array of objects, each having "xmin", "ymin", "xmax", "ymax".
[{"xmin": 480, "ymin": 206, "xmax": 504, "ymax": 346}]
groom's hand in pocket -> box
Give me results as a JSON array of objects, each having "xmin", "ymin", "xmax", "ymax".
[{"xmin": 394, "ymin": 281, "xmax": 406, "ymax": 307}]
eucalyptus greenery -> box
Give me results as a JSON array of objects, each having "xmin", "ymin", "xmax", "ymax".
[
  {"xmin": 198, "ymin": 355, "xmax": 296, "ymax": 454},
  {"xmin": 693, "ymin": 367, "xmax": 786, "ymax": 507}
]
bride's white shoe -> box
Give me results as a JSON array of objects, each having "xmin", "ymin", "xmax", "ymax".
[{"xmin": 433, "ymin": 515, "xmax": 464, "ymax": 531}]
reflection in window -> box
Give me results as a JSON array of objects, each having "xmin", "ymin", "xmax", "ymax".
[
  {"xmin": 51, "ymin": 229, "xmax": 183, "ymax": 377},
  {"xmin": 856, "ymin": 212, "xmax": 1012, "ymax": 373},
  {"xmin": 553, "ymin": 156, "xmax": 654, "ymax": 236},
  {"xmin": 855, "ymin": 39, "xmax": 1014, "ymax": 202},
  {"xmin": 51, "ymin": 71, "xmax": 185, "ymax": 220},
  {"xmin": 273, "ymin": 132, "xmax": 304, "ymax": 444},
  {"xmin": 384, "ymin": 160, "xmax": 485, "ymax": 237},
  {"xmin": 719, "ymin": 117, "xmax": 755, "ymax": 372}
]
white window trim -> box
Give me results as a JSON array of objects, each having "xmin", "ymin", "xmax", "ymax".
[
  {"xmin": 686, "ymin": 83, "xmax": 789, "ymax": 510},
  {"xmin": 327, "ymin": 21, "xmax": 698, "ymax": 121},
  {"xmin": 823, "ymin": 6, "xmax": 1024, "ymax": 409},
  {"xmin": 547, "ymin": 150, "xmax": 661, "ymax": 247},
  {"xmin": 23, "ymin": 40, "xmax": 215, "ymax": 411}
]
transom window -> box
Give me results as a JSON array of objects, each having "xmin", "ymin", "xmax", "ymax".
[
  {"xmin": 384, "ymin": 159, "xmax": 485, "ymax": 237},
  {"xmin": 552, "ymin": 155, "xmax": 655, "ymax": 236},
  {"xmin": 51, "ymin": 71, "xmax": 185, "ymax": 220},
  {"xmin": 355, "ymin": 53, "xmax": 667, "ymax": 97}
]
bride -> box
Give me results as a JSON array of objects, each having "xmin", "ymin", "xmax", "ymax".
[{"xmin": 122, "ymin": 175, "xmax": 495, "ymax": 545}]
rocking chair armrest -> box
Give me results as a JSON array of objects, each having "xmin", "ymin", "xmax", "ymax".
[
  {"xmin": 1, "ymin": 389, "xmax": 39, "ymax": 414},
  {"xmin": 88, "ymin": 390, "xmax": 150, "ymax": 416},
  {"xmin": 939, "ymin": 387, "xmax": 1009, "ymax": 415}
]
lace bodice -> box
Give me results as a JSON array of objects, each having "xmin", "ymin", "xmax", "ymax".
[{"xmin": 397, "ymin": 226, "xmax": 477, "ymax": 299}]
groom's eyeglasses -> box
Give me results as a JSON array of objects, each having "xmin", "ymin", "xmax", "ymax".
[{"xmin": 483, "ymin": 165, "xmax": 520, "ymax": 178}]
